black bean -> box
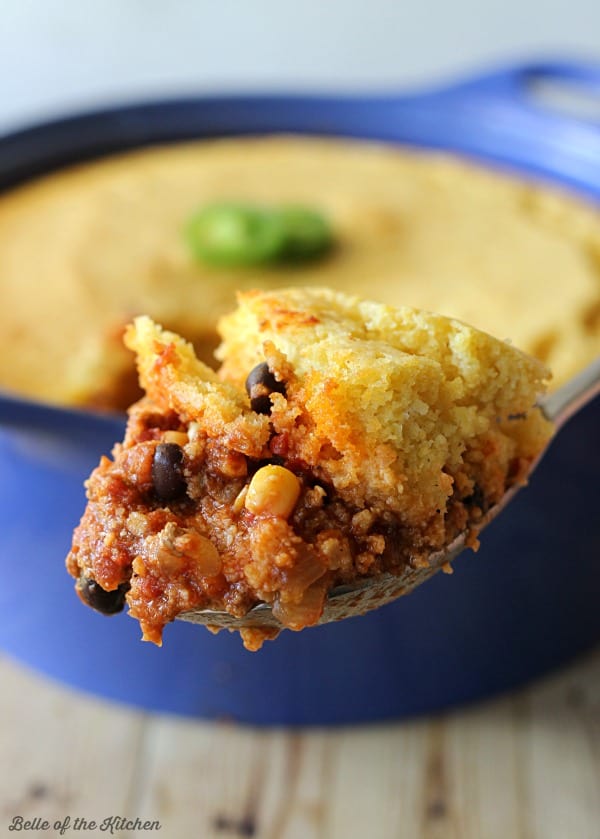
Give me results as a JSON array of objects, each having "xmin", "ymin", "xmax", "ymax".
[
  {"xmin": 245, "ymin": 362, "xmax": 286, "ymax": 414},
  {"xmin": 152, "ymin": 442, "xmax": 186, "ymax": 501},
  {"xmin": 78, "ymin": 576, "xmax": 129, "ymax": 615}
]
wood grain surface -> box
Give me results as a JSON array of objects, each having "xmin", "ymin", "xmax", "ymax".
[{"xmin": 1, "ymin": 649, "xmax": 598, "ymax": 839}]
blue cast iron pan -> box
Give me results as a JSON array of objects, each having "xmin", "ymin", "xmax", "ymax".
[{"xmin": 1, "ymin": 60, "xmax": 599, "ymax": 724}]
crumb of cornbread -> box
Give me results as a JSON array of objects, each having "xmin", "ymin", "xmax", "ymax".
[
  {"xmin": 217, "ymin": 287, "xmax": 553, "ymax": 529},
  {"xmin": 66, "ymin": 288, "xmax": 552, "ymax": 650}
]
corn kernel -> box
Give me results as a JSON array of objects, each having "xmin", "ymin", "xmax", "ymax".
[
  {"xmin": 245, "ymin": 465, "xmax": 301, "ymax": 519},
  {"xmin": 132, "ymin": 556, "xmax": 146, "ymax": 577},
  {"xmin": 163, "ymin": 430, "xmax": 189, "ymax": 447}
]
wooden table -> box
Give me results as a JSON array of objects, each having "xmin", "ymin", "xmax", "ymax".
[{"xmin": 1, "ymin": 649, "xmax": 599, "ymax": 839}]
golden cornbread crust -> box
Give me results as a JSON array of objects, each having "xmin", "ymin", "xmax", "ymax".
[
  {"xmin": 1, "ymin": 136, "xmax": 599, "ymax": 407},
  {"xmin": 66, "ymin": 289, "xmax": 552, "ymax": 649}
]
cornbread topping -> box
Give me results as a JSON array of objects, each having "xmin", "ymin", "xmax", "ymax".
[
  {"xmin": 66, "ymin": 288, "xmax": 552, "ymax": 650},
  {"xmin": 1, "ymin": 136, "xmax": 598, "ymax": 408}
]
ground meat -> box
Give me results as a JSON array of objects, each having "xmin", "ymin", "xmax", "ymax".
[{"xmin": 66, "ymin": 398, "xmax": 490, "ymax": 650}]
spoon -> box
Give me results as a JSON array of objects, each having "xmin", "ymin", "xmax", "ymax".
[{"xmin": 178, "ymin": 355, "xmax": 600, "ymax": 633}]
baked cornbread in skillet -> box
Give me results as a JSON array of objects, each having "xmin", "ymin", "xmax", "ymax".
[
  {"xmin": 1, "ymin": 136, "xmax": 598, "ymax": 408},
  {"xmin": 66, "ymin": 288, "xmax": 552, "ymax": 650}
]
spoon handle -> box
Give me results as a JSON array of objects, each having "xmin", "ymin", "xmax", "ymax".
[{"xmin": 542, "ymin": 355, "xmax": 600, "ymax": 427}]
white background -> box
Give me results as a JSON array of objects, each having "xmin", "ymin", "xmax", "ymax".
[{"xmin": 1, "ymin": 0, "xmax": 599, "ymax": 133}]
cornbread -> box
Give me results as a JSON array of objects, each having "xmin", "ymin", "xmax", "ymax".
[
  {"xmin": 66, "ymin": 288, "xmax": 552, "ymax": 650},
  {"xmin": 0, "ymin": 136, "xmax": 598, "ymax": 407}
]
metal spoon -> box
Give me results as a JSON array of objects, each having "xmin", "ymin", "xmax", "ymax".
[{"xmin": 178, "ymin": 355, "xmax": 600, "ymax": 633}]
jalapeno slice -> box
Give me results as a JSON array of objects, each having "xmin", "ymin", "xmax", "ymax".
[
  {"xmin": 278, "ymin": 206, "xmax": 332, "ymax": 261},
  {"xmin": 185, "ymin": 204, "xmax": 285, "ymax": 267},
  {"xmin": 185, "ymin": 203, "xmax": 333, "ymax": 267}
]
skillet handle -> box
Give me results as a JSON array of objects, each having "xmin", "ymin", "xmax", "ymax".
[
  {"xmin": 441, "ymin": 59, "xmax": 600, "ymax": 126},
  {"xmin": 407, "ymin": 59, "xmax": 600, "ymax": 195}
]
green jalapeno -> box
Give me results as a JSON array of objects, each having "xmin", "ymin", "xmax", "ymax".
[
  {"xmin": 185, "ymin": 204, "xmax": 285, "ymax": 267},
  {"xmin": 277, "ymin": 206, "xmax": 332, "ymax": 261},
  {"xmin": 185, "ymin": 202, "xmax": 332, "ymax": 267}
]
